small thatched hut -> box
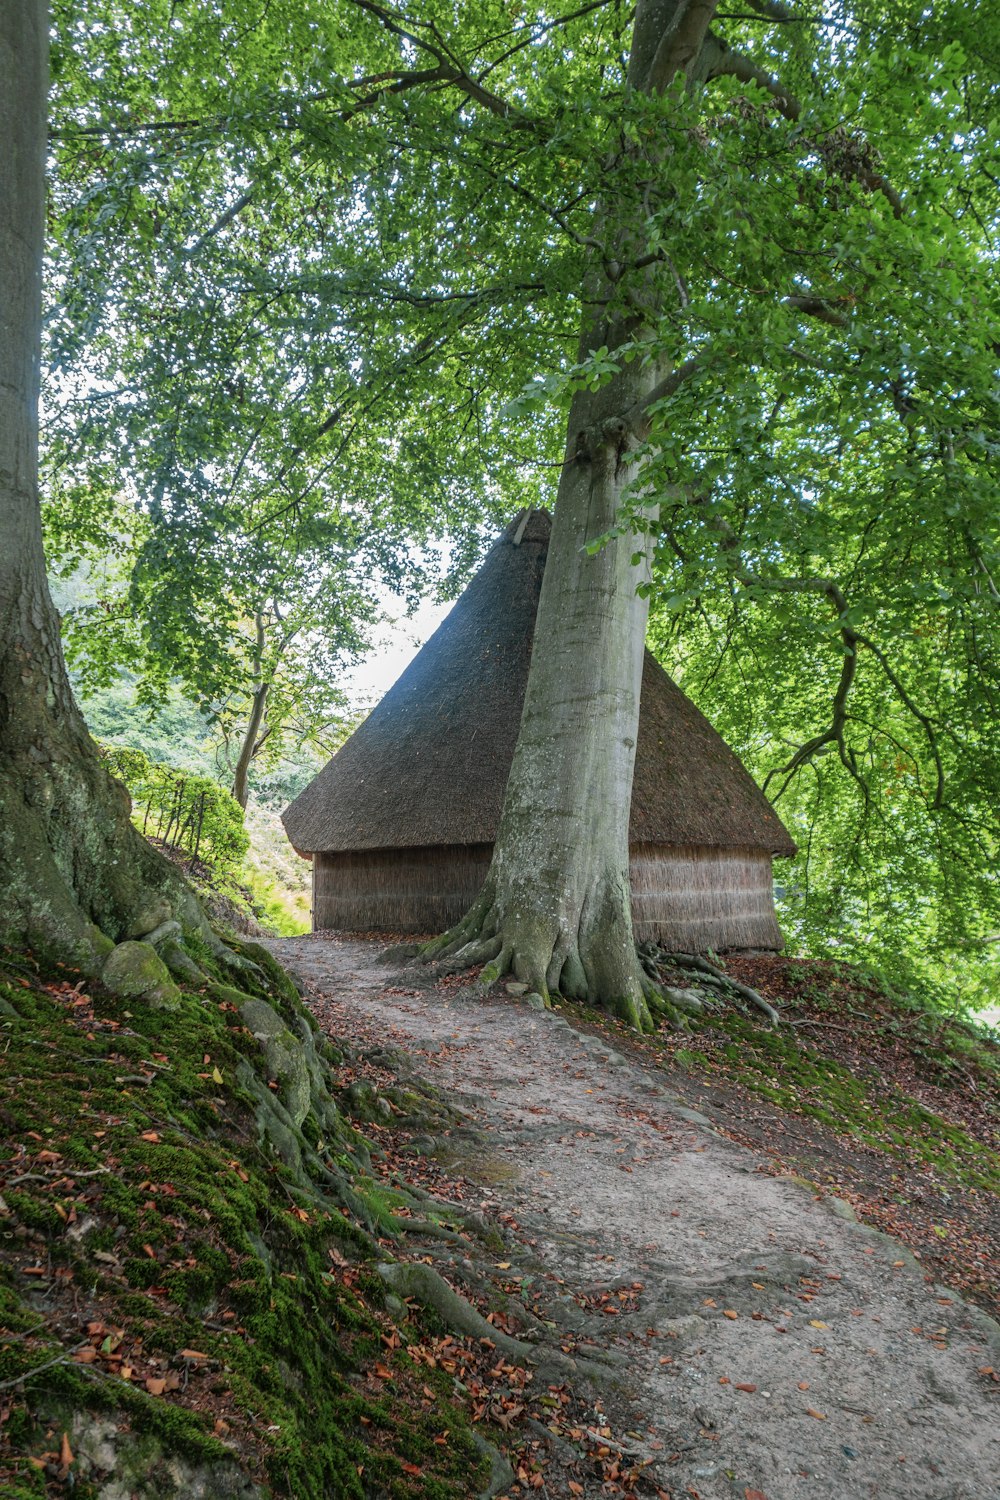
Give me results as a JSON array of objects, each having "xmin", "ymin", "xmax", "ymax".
[{"xmin": 283, "ymin": 510, "xmax": 796, "ymax": 951}]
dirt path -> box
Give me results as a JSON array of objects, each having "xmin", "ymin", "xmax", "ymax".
[{"xmin": 266, "ymin": 935, "xmax": 1000, "ymax": 1500}]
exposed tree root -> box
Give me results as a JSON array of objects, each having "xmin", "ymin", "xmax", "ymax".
[
  {"xmin": 671, "ymin": 951, "xmax": 782, "ymax": 1025},
  {"xmin": 377, "ymin": 1261, "xmax": 540, "ymax": 1361},
  {"xmin": 418, "ymin": 882, "xmax": 676, "ymax": 1033},
  {"xmin": 376, "ymin": 1262, "xmax": 615, "ymax": 1384}
]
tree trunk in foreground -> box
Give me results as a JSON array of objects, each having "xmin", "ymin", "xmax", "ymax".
[
  {"xmin": 0, "ymin": 0, "xmax": 200, "ymax": 969},
  {"xmin": 426, "ymin": 0, "xmax": 712, "ymax": 1029},
  {"xmin": 427, "ymin": 368, "xmax": 661, "ymax": 1028}
]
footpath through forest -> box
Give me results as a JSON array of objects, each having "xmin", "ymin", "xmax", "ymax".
[{"xmin": 266, "ymin": 935, "xmax": 999, "ymax": 1500}]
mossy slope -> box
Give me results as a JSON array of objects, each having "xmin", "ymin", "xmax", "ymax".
[{"xmin": 0, "ymin": 940, "xmax": 487, "ymax": 1499}]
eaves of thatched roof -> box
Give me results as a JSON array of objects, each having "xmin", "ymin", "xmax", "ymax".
[{"xmin": 283, "ymin": 510, "xmax": 796, "ymax": 858}]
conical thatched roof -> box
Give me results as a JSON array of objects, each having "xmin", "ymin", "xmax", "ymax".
[{"xmin": 283, "ymin": 510, "xmax": 796, "ymax": 858}]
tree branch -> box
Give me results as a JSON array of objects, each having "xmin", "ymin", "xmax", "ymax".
[
  {"xmin": 783, "ymin": 294, "xmax": 850, "ymax": 327},
  {"xmin": 647, "ymin": 0, "xmax": 720, "ymax": 94},
  {"xmin": 625, "ymin": 354, "xmax": 708, "ymax": 434},
  {"xmin": 701, "ymin": 33, "xmax": 801, "ymax": 118},
  {"xmin": 477, "ymin": 0, "xmax": 619, "ymax": 80},
  {"xmin": 679, "ymin": 494, "xmax": 867, "ymax": 800},
  {"xmin": 344, "ymin": 0, "xmax": 531, "ymax": 123},
  {"xmin": 622, "ymin": 301, "xmax": 848, "ymax": 438},
  {"xmin": 732, "ymin": 0, "xmax": 803, "ymax": 22},
  {"xmin": 853, "ymin": 632, "xmax": 946, "ymax": 809}
]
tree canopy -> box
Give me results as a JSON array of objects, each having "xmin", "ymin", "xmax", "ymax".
[{"xmin": 43, "ymin": 0, "xmax": 1000, "ymax": 1000}]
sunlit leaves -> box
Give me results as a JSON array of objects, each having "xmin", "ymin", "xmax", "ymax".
[{"xmin": 42, "ymin": 0, "xmax": 1000, "ymax": 982}]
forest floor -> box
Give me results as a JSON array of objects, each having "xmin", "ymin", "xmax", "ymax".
[{"xmin": 266, "ymin": 934, "xmax": 1000, "ymax": 1500}]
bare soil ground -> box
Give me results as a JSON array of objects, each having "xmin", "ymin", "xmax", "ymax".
[{"xmin": 266, "ymin": 934, "xmax": 1000, "ymax": 1500}]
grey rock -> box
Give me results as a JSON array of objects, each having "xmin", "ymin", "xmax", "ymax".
[
  {"xmin": 160, "ymin": 938, "xmax": 205, "ymax": 984},
  {"xmin": 48, "ymin": 1408, "xmax": 266, "ymax": 1500},
  {"xmin": 140, "ymin": 919, "xmax": 182, "ymax": 949},
  {"xmin": 126, "ymin": 899, "xmax": 174, "ymax": 940}
]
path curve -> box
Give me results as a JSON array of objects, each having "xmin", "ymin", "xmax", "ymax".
[{"xmin": 267, "ymin": 935, "xmax": 999, "ymax": 1500}]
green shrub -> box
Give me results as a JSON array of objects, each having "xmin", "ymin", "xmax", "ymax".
[{"xmin": 101, "ymin": 744, "xmax": 249, "ymax": 873}]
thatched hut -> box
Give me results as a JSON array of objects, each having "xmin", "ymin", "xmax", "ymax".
[{"xmin": 283, "ymin": 510, "xmax": 796, "ymax": 951}]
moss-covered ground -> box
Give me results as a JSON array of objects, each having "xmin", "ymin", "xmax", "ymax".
[{"xmin": 0, "ymin": 941, "xmax": 489, "ymax": 1498}]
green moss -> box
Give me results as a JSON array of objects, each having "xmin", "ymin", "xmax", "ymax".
[
  {"xmin": 662, "ymin": 973, "xmax": 1000, "ymax": 1196},
  {"xmin": 228, "ymin": 941, "xmax": 303, "ymax": 1011},
  {"xmin": 2, "ymin": 1475, "xmax": 50, "ymax": 1499},
  {"xmin": 0, "ymin": 946, "xmax": 488, "ymax": 1500}
]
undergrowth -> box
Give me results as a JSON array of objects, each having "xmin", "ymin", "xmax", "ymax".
[
  {"xmin": 643, "ymin": 956, "xmax": 1000, "ymax": 1194},
  {"xmin": 0, "ymin": 942, "xmax": 486, "ymax": 1498}
]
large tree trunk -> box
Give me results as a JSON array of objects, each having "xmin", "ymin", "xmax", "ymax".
[
  {"xmin": 426, "ymin": 358, "xmax": 662, "ymax": 1028},
  {"xmin": 491, "ymin": 387, "xmax": 655, "ymax": 1027},
  {"xmin": 425, "ymin": 0, "xmax": 712, "ymax": 1027},
  {"xmin": 0, "ymin": 0, "xmax": 199, "ymax": 969}
]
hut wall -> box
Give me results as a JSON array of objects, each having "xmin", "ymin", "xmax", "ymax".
[
  {"xmin": 629, "ymin": 843, "xmax": 783, "ymax": 952},
  {"xmin": 314, "ymin": 841, "xmax": 783, "ymax": 952},
  {"xmin": 313, "ymin": 844, "xmax": 492, "ymax": 934}
]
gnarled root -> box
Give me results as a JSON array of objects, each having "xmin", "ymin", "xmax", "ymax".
[
  {"xmin": 418, "ymin": 876, "xmax": 669, "ymax": 1033},
  {"xmin": 671, "ymin": 950, "xmax": 781, "ymax": 1026},
  {"xmin": 377, "ymin": 1261, "xmax": 615, "ymax": 1384}
]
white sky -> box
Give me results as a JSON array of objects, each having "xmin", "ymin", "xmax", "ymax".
[{"xmin": 341, "ymin": 591, "xmax": 453, "ymax": 710}]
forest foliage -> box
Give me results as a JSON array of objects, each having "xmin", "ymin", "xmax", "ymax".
[
  {"xmin": 100, "ymin": 744, "xmax": 250, "ymax": 873},
  {"xmin": 40, "ymin": 0, "xmax": 1000, "ymax": 1005}
]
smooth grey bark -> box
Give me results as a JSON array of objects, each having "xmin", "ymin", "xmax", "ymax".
[
  {"xmin": 0, "ymin": 0, "xmax": 199, "ymax": 966},
  {"xmin": 426, "ymin": 0, "xmax": 716, "ymax": 1028}
]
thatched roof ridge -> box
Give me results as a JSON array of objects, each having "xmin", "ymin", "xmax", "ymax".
[
  {"xmin": 283, "ymin": 510, "xmax": 548, "ymax": 855},
  {"xmin": 282, "ymin": 510, "xmax": 796, "ymax": 857}
]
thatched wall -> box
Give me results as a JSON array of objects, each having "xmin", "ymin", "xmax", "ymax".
[
  {"xmin": 313, "ymin": 843, "xmax": 784, "ymax": 952},
  {"xmin": 314, "ymin": 845, "xmax": 493, "ymax": 936},
  {"xmin": 629, "ymin": 844, "xmax": 783, "ymax": 952}
]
